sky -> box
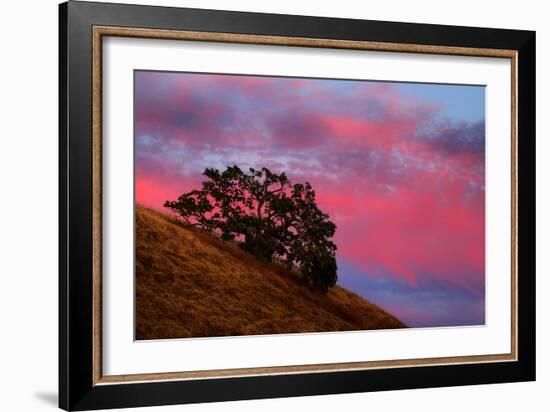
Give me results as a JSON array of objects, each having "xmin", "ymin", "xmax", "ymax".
[{"xmin": 134, "ymin": 70, "xmax": 486, "ymax": 328}]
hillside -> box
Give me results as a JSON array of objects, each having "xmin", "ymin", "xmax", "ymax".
[{"xmin": 136, "ymin": 205, "xmax": 405, "ymax": 340}]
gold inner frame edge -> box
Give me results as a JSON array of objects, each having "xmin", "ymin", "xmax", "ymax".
[{"xmin": 91, "ymin": 25, "xmax": 518, "ymax": 385}]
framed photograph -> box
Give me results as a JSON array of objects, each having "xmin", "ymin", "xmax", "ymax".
[{"xmin": 59, "ymin": 1, "xmax": 535, "ymax": 410}]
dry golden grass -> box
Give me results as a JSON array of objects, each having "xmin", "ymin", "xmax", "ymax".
[{"xmin": 136, "ymin": 205, "xmax": 405, "ymax": 340}]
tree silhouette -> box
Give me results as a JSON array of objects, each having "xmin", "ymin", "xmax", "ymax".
[{"xmin": 164, "ymin": 166, "xmax": 338, "ymax": 292}]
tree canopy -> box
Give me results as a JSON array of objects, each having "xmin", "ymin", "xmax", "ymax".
[{"xmin": 164, "ymin": 166, "xmax": 338, "ymax": 292}]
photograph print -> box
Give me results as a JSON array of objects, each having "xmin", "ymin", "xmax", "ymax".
[{"xmin": 134, "ymin": 70, "xmax": 485, "ymax": 340}]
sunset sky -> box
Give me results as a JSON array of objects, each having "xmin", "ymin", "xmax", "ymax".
[{"xmin": 134, "ymin": 70, "xmax": 485, "ymax": 328}]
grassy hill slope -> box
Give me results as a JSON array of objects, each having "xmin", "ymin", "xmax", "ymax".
[{"xmin": 136, "ymin": 205, "xmax": 405, "ymax": 340}]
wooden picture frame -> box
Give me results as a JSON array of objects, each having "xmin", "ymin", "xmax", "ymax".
[{"xmin": 59, "ymin": 1, "xmax": 535, "ymax": 410}]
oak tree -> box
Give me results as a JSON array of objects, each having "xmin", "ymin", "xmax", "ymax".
[{"xmin": 165, "ymin": 166, "xmax": 338, "ymax": 292}]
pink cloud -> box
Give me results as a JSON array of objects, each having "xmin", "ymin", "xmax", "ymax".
[{"xmin": 135, "ymin": 71, "xmax": 486, "ymax": 300}]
